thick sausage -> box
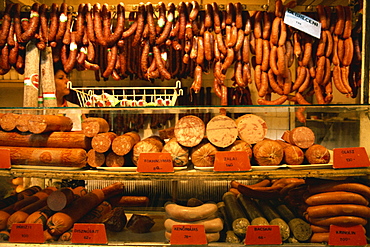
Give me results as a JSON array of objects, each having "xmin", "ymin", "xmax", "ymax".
[
  {"xmin": 164, "ymin": 202, "xmax": 218, "ymax": 222},
  {"xmin": 306, "ymin": 204, "xmax": 370, "ymax": 219},
  {"xmin": 305, "ymin": 191, "xmax": 369, "ymax": 206}
]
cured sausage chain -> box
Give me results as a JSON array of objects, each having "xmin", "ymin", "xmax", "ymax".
[{"xmin": 0, "ymin": 1, "xmax": 360, "ymax": 105}]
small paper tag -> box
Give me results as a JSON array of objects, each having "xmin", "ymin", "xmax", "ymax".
[
  {"xmin": 245, "ymin": 225, "xmax": 282, "ymax": 245},
  {"xmin": 0, "ymin": 148, "xmax": 11, "ymax": 169},
  {"xmin": 333, "ymin": 147, "xmax": 370, "ymax": 168},
  {"xmin": 137, "ymin": 153, "xmax": 174, "ymax": 172},
  {"xmin": 170, "ymin": 224, "xmax": 207, "ymax": 245},
  {"xmin": 9, "ymin": 223, "xmax": 44, "ymax": 243},
  {"xmin": 71, "ymin": 223, "xmax": 107, "ymax": 244},
  {"xmin": 329, "ymin": 225, "xmax": 367, "ymax": 246},
  {"xmin": 214, "ymin": 151, "xmax": 251, "ymax": 171},
  {"xmin": 284, "ymin": 9, "xmax": 321, "ymax": 39}
]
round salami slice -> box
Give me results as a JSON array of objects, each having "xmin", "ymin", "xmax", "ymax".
[
  {"xmin": 289, "ymin": 126, "xmax": 315, "ymax": 149},
  {"xmin": 236, "ymin": 114, "xmax": 267, "ymax": 144},
  {"xmin": 206, "ymin": 115, "xmax": 238, "ymax": 148},
  {"xmin": 174, "ymin": 115, "xmax": 205, "ymax": 147}
]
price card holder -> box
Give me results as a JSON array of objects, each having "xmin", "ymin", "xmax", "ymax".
[
  {"xmin": 0, "ymin": 148, "xmax": 11, "ymax": 169},
  {"xmin": 9, "ymin": 223, "xmax": 44, "ymax": 243},
  {"xmin": 214, "ymin": 151, "xmax": 251, "ymax": 172},
  {"xmin": 71, "ymin": 223, "xmax": 107, "ymax": 244},
  {"xmin": 170, "ymin": 224, "xmax": 207, "ymax": 245},
  {"xmin": 137, "ymin": 153, "xmax": 174, "ymax": 172},
  {"xmin": 333, "ymin": 147, "xmax": 370, "ymax": 169},
  {"xmin": 245, "ymin": 225, "xmax": 282, "ymax": 245},
  {"xmin": 329, "ymin": 225, "xmax": 367, "ymax": 246}
]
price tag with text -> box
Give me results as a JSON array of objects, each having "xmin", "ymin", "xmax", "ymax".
[
  {"xmin": 333, "ymin": 147, "xmax": 370, "ymax": 169},
  {"xmin": 284, "ymin": 9, "xmax": 321, "ymax": 39},
  {"xmin": 170, "ymin": 224, "xmax": 207, "ymax": 245},
  {"xmin": 329, "ymin": 225, "xmax": 367, "ymax": 246},
  {"xmin": 71, "ymin": 223, "xmax": 107, "ymax": 244},
  {"xmin": 214, "ymin": 151, "xmax": 251, "ymax": 172},
  {"xmin": 0, "ymin": 148, "xmax": 11, "ymax": 169},
  {"xmin": 9, "ymin": 223, "xmax": 44, "ymax": 243},
  {"xmin": 245, "ymin": 225, "xmax": 282, "ymax": 245},
  {"xmin": 137, "ymin": 153, "xmax": 174, "ymax": 172}
]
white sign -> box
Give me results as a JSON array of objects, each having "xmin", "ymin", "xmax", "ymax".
[{"xmin": 284, "ymin": 9, "xmax": 321, "ymax": 39}]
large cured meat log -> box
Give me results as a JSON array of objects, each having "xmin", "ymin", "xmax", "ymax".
[
  {"xmin": 162, "ymin": 138, "xmax": 189, "ymax": 167},
  {"xmin": 0, "ymin": 186, "xmax": 41, "ymax": 210},
  {"xmin": 28, "ymin": 115, "xmax": 73, "ymax": 134},
  {"xmin": 174, "ymin": 115, "xmax": 205, "ymax": 147},
  {"xmin": 15, "ymin": 114, "xmax": 33, "ymax": 132},
  {"xmin": 0, "ymin": 113, "xmax": 20, "ymax": 131},
  {"xmin": 23, "ymin": 41, "xmax": 40, "ymax": 107},
  {"xmin": 132, "ymin": 136, "xmax": 164, "ymax": 165},
  {"xmin": 236, "ymin": 114, "xmax": 267, "ymax": 145},
  {"xmin": 206, "ymin": 115, "xmax": 238, "ymax": 148},
  {"xmin": 0, "ymin": 131, "xmax": 91, "ymax": 149},
  {"xmin": 191, "ymin": 140, "xmax": 218, "ymax": 167},
  {"xmin": 0, "ymin": 146, "xmax": 87, "ymax": 167},
  {"xmin": 112, "ymin": 132, "xmax": 140, "ymax": 156},
  {"xmin": 82, "ymin": 117, "xmax": 110, "ymax": 137},
  {"xmin": 47, "ymin": 182, "xmax": 124, "ymax": 236},
  {"xmin": 91, "ymin": 132, "xmax": 117, "ymax": 153},
  {"xmin": 281, "ymin": 126, "xmax": 315, "ymax": 149}
]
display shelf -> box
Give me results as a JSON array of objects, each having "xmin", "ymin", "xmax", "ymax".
[{"xmin": 5, "ymin": 167, "xmax": 370, "ymax": 181}]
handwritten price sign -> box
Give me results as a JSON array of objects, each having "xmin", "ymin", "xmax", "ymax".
[
  {"xmin": 170, "ymin": 224, "xmax": 207, "ymax": 245},
  {"xmin": 137, "ymin": 153, "xmax": 174, "ymax": 172},
  {"xmin": 245, "ymin": 225, "xmax": 282, "ymax": 245},
  {"xmin": 329, "ymin": 225, "xmax": 367, "ymax": 246}
]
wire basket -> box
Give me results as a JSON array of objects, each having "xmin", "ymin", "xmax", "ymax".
[{"xmin": 68, "ymin": 81, "xmax": 183, "ymax": 107}]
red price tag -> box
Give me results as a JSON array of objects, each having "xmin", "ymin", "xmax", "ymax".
[
  {"xmin": 214, "ymin": 151, "xmax": 251, "ymax": 172},
  {"xmin": 329, "ymin": 225, "xmax": 367, "ymax": 246},
  {"xmin": 137, "ymin": 153, "xmax": 174, "ymax": 172},
  {"xmin": 9, "ymin": 223, "xmax": 44, "ymax": 243},
  {"xmin": 71, "ymin": 223, "xmax": 107, "ymax": 244},
  {"xmin": 0, "ymin": 148, "xmax": 11, "ymax": 169},
  {"xmin": 170, "ymin": 224, "xmax": 207, "ymax": 245},
  {"xmin": 245, "ymin": 225, "xmax": 282, "ymax": 245},
  {"xmin": 333, "ymin": 147, "xmax": 370, "ymax": 168}
]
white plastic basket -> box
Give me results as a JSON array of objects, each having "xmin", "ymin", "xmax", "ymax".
[{"xmin": 68, "ymin": 81, "xmax": 183, "ymax": 107}]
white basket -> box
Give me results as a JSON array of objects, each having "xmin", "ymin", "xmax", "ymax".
[{"xmin": 68, "ymin": 81, "xmax": 183, "ymax": 107}]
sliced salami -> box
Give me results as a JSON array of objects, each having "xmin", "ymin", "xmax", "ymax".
[
  {"xmin": 206, "ymin": 115, "xmax": 238, "ymax": 148},
  {"xmin": 236, "ymin": 114, "xmax": 267, "ymax": 144},
  {"xmin": 282, "ymin": 126, "xmax": 315, "ymax": 149},
  {"xmin": 174, "ymin": 115, "xmax": 205, "ymax": 147}
]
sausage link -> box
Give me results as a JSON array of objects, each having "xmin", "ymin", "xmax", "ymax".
[
  {"xmin": 190, "ymin": 65, "xmax": 202, "ymax": 93},
  {"xmin": 0, "ymin": 3, "xmax": 13, "ymax": 46},
  {"xmin": 221, "ymin": 48, "xmax": 235, "ymax": 73},
  {"xmin": 261, "ymin": 39, "xmax": 270, "ymax": 71},
  {"xmin": 156, "ymin": 6, "xmax": 174, "ymax": 45},
  {"xmin": 153, "ymin": 46, "xmax": 171, "ymax": 80},
  {"xmin": 257, "ymin": 95, "xmax": 288, "ymax": 105},
  {"xmin": 270, "ymin": 17, "xmax": 281, "ymax": 46},
  {"xmin": 196, "ymin": 36, "xmax": 204, "ymax": 65},
  {"xmin": 342, "ymin": 37, "xmax": 353, "ymax": 66},
  {"xmin": 268, "ymin": 69, "xmax": 283, "ymax": 95},
  {"xmin": 20, "ymin": 3, "xmax": 40, "ymax": 43},
  {"xmin": 132, "ymin": 4, "xmax": 145, "ymax": 47},
  {"xmin": 334, "ymin": 5, "xmax": 345, "ymax": 36},
  {"xmin": 106, "ymin": 3, "xmax": 125, "ymax": 47}
]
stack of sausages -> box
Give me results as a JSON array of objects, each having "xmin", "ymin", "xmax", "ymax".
[
  {"xmin": 303, "ymin": 179, "xmax": 370, "ymax": 243},
  {"xmin": 164, "ymin": 201, "xmax": 223, "ymax": 243},
  {"xmin": 0, "ymin": 1, "xmax": 361, "ymax": 105},
  {"xmin": 0, "ymin": 113, "xmax": 89, "ymax": 167}
]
